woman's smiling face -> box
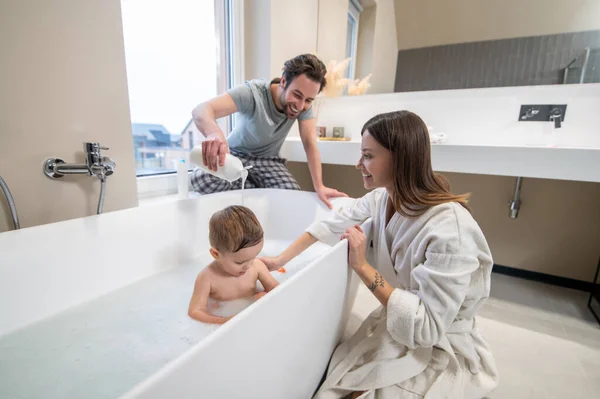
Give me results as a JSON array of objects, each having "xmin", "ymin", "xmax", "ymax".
[{"xmin": 356, "ymin": 130, "xmax": 394, "ymax": 191}]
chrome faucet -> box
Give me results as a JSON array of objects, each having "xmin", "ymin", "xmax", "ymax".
[
  {"xmin": 84, "ymin": 142, "xmax": 116, "ymax": 179},
  {"xmin": 43, "ymin": 142, "xmax": 116, "ymax": 214}
]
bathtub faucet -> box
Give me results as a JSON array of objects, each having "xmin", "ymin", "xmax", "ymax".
[{"xmin": 43, "ymin": 142, "xmax": 116, "ymax": 214}]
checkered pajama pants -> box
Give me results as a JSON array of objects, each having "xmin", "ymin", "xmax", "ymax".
[{"xmin": 190, "ymin": 149, "xmax": 301, "ymax": 194}]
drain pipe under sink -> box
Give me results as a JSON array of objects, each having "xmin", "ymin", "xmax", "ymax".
[{"xmin": 509, "ymin": 176, "xmax": 523, "ymax": 219}]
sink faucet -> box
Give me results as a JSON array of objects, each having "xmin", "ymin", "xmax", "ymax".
[
  {"xmin": 549, "ymin": 108, "xmax": 563, "ymax": 129},
  {"xmin": 518, "ymin": 104, "xmax": 566, "ymax": 129},
  {"xmin": 43, "ymin": 142, "xmax": 116, "ymax": 214}
]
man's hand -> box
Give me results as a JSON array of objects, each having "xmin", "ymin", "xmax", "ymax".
[
  {"xmin": 202, "ymin": 134, "xmax": 229, "ymax": 171},
  {"xmin": 316, "ymin": 185, "xmax": 349, "ymax": 209}
]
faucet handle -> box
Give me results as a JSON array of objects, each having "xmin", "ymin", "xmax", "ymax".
[
  {"xmin": 84, "ymin": 142, "xmax": 109, "ymax": 152},
  {"xmin": 550, "ymin": 108, "xmax": 563, "ymax": 129}
]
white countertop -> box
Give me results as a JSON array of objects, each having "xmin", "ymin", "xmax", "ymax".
[{"xmin": 280, "ymin": 137, "xmax": 600, "ymax": 183}]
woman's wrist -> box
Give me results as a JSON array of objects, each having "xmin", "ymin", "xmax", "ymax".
[
  {"xmin": 277, "ymin": 253, "xmax": 291, "ymax": 267},
  {"xmin": 352, "ymin": 260, "xmax": 370, "ymax": 275}
]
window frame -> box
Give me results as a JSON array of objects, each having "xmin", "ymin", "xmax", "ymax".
[
  {"xmin": 346, "ymin": 0, "xmax": 362, "ymax": 80},
  {"xmin": 136, "ymin": 0, "xmax": 243, "ymax": 199}
]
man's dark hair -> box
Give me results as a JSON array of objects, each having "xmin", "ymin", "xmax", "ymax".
[{"xmin": 273, "ymin": 54, "xmax": 327, "ymax": 92}]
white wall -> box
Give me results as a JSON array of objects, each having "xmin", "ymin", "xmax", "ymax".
[
  {"xmin": 0, "ymin": 0, "xmax": 138, "ymax": 232},
  {"xmin": 394, "ymin": 0, "xmax": 600, "ymax": 50}
]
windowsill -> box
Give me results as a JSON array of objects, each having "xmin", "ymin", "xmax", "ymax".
[{"xmin": 137, "ymin": 172, "xmax": 199, "ymax": 204}]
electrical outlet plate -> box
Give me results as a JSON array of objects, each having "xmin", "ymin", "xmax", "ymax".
[{"xmin": 518, "ymin": 104, "xmax": 567, "ymax": 122}]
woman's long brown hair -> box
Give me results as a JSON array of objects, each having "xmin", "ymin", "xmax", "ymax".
[{"xmin": 361, "ymin": 111, "xmax": 470, "ymax": 217}]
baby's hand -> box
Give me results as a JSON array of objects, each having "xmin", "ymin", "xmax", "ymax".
[{"xmin": 254, "ymin": 292, "xmax": 267, "ymax": 300}]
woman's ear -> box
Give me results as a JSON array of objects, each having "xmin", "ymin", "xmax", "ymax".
[{"xmin": 209, "ymin": 248, "xmax": 220, "ymax": 259}]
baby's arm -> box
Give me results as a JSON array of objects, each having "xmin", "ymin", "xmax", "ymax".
[
  {"xmin": 188, "ymin": 272, "xmax": 232, "ymax": 324},
  {"xmin": 254, "ymin": 259, "xmax": 279, "ymax": 294}
]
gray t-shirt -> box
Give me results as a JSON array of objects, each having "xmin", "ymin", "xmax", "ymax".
[{"xmin": 226, "ymin": 79, "xmax": 314, "ymax": 157}]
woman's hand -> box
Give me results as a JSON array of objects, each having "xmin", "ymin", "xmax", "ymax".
[
  {"xmin": 341, "ymin": 225, "xmax": 368, "ymax": 272},
  {"xmin": 258, "ymin": 256, "xmax": 284, "ymax": 272}
]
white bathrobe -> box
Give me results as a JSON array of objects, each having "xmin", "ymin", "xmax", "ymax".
[{"xmin": 308, "ymin": 189, "xmax": 499, "ymax": 399}]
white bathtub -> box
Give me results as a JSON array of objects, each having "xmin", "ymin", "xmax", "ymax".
[{"xmin": 0, "ymin": 189, "xmax": 365, "ymax": 398}]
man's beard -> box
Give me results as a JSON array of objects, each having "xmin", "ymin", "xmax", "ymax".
[{"xmin": 279, "ymin": 93, "xmax": 299, "ymax": 119}]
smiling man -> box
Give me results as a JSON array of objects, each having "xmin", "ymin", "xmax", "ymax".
[{"xmin": 190, "ymin": 54, "xmax": 347, "ymax": 208}]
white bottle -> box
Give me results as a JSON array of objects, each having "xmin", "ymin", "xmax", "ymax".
[
  {"xmin": 189, "ymin": 145, "xmax": 249, "ymax": 182},
  {"xmin": 175, "ymin": 159, "xmax": 189, "ymax": 199}
]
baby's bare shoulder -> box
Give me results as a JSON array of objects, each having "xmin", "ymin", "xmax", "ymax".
[
  {"xmin": 196, "ymin": 263, "xmax": 217, "ymax": 283},
  {"xmin": 251, "ymin": 258, "xmax": 268, "ymax": 273}
]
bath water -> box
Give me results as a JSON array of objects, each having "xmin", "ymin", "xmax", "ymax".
[{"xmin": 0, "ymin": 240, "xmax": 331, "ymax": 399}]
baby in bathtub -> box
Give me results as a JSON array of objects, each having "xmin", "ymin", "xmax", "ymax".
[{"xmin": 188, "ymin": 205, "xmax": 280, "ymax": 324}]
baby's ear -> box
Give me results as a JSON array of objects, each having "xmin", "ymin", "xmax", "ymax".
[{"xmin": 209, "ymin": 248, "xmax": 220, "ymax": 259}]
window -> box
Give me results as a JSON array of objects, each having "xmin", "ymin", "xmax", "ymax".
[
  {"xmin": 121, "ymin": 0, "xmax": 237, "ymax": 177},
  {"xmin": 346, "ymin": 0, "xmax": 362, "ymax": 80}
]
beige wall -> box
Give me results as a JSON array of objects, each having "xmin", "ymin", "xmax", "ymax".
[
  {"xmin": 445, "ymin": 173, "xmax": 600, "ymax": 282},
  {"xmin": 352, "ymin": 0, "xmax": 399, "ymax": 94},
  {"xmin": 394, "ymin": 0, "xmax": 600, "ymax": 50},
  {"xmin": 288, "ymin": 163, "xmax": 600, "ymax": 282},
  {"xmin": 244, "ymin": 0, "xmax": 319, "ymax": 80},
  {"xmin": 316, "ymin": 0, "xmax": 349, "ymax": 65},
  {"xmin": 269, "ymin": 0, "xmax": 319, "ymax": 78},
  {"xmin": 244, "ymin": 0, "xmax": 271, "ymax": 80},
  {"xmin": 368, "ymin": 0, "xmax": 398, "ymax": 93},
  {"xmin": 0, "ymin": 0, "xmax": 138, "ymax": 232},
  {"xmin": 356, "ymin": 5, "xmax": 377, "ymax": 81},
  {"xmin": 242, "ymin": 0, "xmax": 398, "ymax": 94}
]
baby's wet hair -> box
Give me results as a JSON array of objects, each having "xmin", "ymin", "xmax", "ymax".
[{"xmin": 209, "ymin": 205, "xmax": 264, "ymax": 253}]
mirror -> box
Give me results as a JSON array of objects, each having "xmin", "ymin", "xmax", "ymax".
[{"xmin": 316, "ymin": 0, "xmax": 600, "ymax": 95}]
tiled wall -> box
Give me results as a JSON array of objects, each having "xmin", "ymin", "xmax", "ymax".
[{"xmin": 394, "ymin": 30, "xmax": 600, "ymax": 92}]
